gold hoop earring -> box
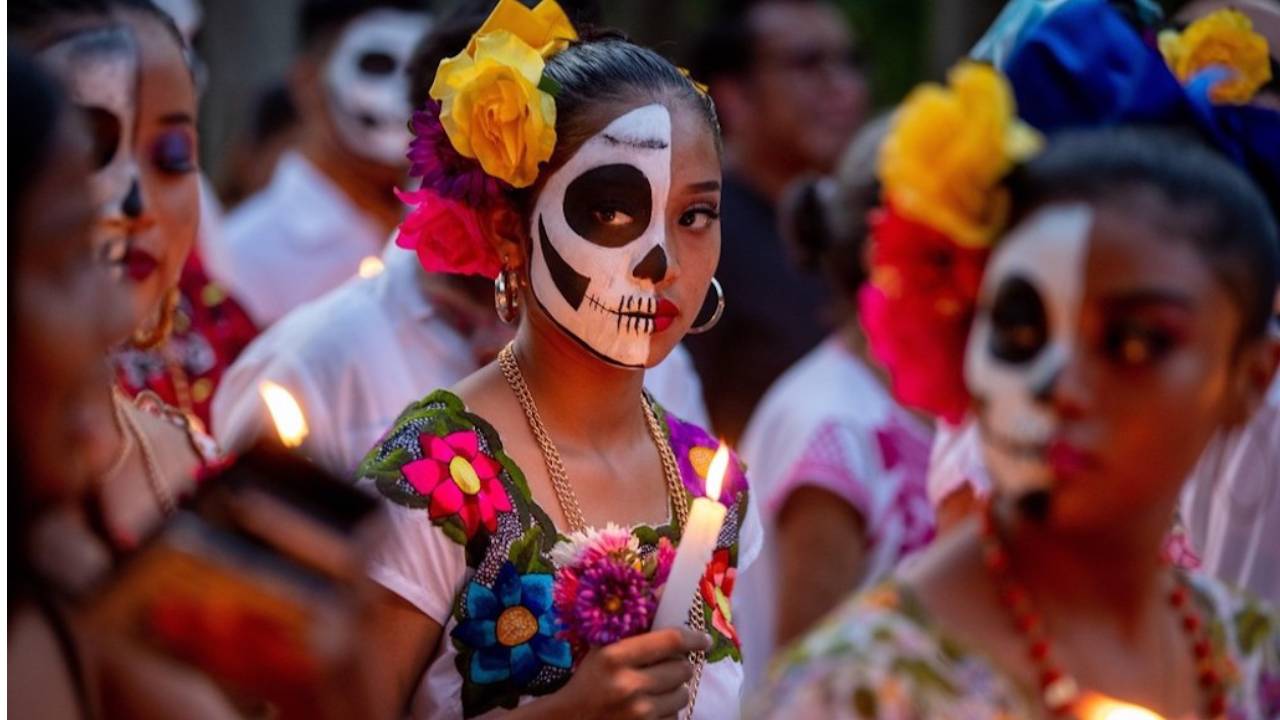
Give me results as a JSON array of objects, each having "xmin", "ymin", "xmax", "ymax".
[
  {"xmin": 494, "ymin": 266, "xmax": 521, "ymax": 325},
  {"xmin": 686, "ymin": 277, "xmax": 725, "ymax": 335},
  {"xmin": 131, "ymin": 287, "xmax": 180, "ymax": 349}
]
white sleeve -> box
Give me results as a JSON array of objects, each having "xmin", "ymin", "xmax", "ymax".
[
  {"xmin": 366, "ymin": 501, "xmax": 469, "ymax": 625},
  {"xmin": 926, "ymin": 417, "xmax": 992, "ymax": 507}
]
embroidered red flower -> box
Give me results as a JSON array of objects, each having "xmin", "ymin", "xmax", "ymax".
[
  {"xmin": 402, "ymin": 429, "xmax": 512, "ymax": 537},
  {"xmin": 859, "ymin": 205, "xmax": 989, "ymax": 424},
  {"xmin": 698, "ymin": 548, "xmax": 739, "ymax": 649},
  {"xmin": 394, "ymin": 187, "xmax": 503, "ymax": 279}
]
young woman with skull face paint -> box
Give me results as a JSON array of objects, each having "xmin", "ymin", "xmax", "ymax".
[
  {"xmin": 751, "ymin": 127, "xmax": 1280, "ymax": 718},
  {"xmin": 14, "ymin": 0, "xmax": 219, "ymax": 557},
  {"xmin": 362, "ymin": 5, "xmax": 759, "ymax": 719}
]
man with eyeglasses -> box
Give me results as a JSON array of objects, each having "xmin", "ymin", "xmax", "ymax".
[{"xmin": 686, "ymin": 0, "xmax": 870, "ymax": 444}]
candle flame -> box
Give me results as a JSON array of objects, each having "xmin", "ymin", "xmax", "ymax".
[
  {"xmin": 705, "ymin": 442, "xmax": 731, "ymax": 502},
  {"xmin": 357, "ymin": 256, "xmax": 385, "ymax": 278},
  {"xmin": 1075, "ymin": 694, "xmax": 1165, "ymax": 720},
  {"xmin": 259, "ymin": 381, "xmax": 308, "ymax": 448}
]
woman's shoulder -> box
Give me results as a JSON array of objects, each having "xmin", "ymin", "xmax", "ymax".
[
  {"xmin": 751, "ymin": 582, "xmax": 1028, "ymax": 719},
  {"xmin": 357, "ymin": 389, "xmax": 549, "ymax": 549},
  {"xmin": 654, "ymin": 399, "xmax": 749, "ymax": 505}
]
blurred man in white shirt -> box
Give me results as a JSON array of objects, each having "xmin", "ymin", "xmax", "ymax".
[{"xmin": 208, "ymin": 0, "xmax": 432, "ymax": 327}]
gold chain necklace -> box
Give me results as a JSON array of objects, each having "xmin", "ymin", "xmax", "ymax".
[
  {"xmin": 109, "ymin": 388, "xmax": 176, "ymax": 517},
  {"xmin": 497, "ymin": 343, "xmax": 707, "ymax": 717}
]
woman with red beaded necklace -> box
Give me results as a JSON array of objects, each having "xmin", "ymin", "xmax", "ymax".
[{"xmin": 751, "ymin": 122, "xmax": 1280, "ymax": 719}]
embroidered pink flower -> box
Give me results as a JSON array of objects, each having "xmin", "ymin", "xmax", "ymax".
[
  {"xmin": 698, "ymin": 548, "xmax": 739, "ymax": 649},
  {"xmin": 394, "ymin": 187, "xmax": 503, "ymax": 279},
  {"xmin": 402, "ymin": 429, "xmax": 512, "ymax": 537}
]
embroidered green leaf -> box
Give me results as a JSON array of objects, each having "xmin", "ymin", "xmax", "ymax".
[
  {"xmin": 703, "ymin": 602, "xmax": 742, "ymax": 663},
  {"xmin": 1234, "ymin": 603, "xmax": 1272, "ymax": 654},
  {"xmin": 360, "ymin": 445, "xmax": 413, "ymax": 483},
  {"xmin": 441, "ymin": 518, "xmax": 469, "ymax": 547},
  {"xmin": 890, "ymin": 657, "xmax": 957, "ymax": 694},
  {"xmin": 509, "ymin": 525, "xmax": 554, "ymax": 574}
]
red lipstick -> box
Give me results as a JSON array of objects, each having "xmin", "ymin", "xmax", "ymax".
[
  {"xmin": 121, "ymin": 247, "xmax": 159, "ymax": 283},
  {"xmin": 654, "ymin": 298, "xmax": 680, "ymax": 332},
  {"xmin": 1046, "ymin": 439, "xmax": 1098, "ymax": 479}
]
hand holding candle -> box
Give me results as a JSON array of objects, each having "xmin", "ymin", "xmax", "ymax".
[{"xmin": 652, "ymin": 442, "xmax": 731, "ymax": 630}]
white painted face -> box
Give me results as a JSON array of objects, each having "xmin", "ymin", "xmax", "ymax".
[
  {"xmin": 324, "ymin": 8, "xmax": 430, "ymax": 167},
  {"xmin": 964, "ymin": 205, "xmax": 1093, "ymax": 495},
  {"xmin": 40, "ymin": 27, "xmax": 141, "ymax": 266},
  {"xmin": 530, "ymin": 104, "xmax": 675, "ymax": 368}
]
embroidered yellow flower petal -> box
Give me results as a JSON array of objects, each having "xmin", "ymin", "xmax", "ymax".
[
  {"xmin": 879, "ymin": 62, "xmax": 1041, "ymax": 248},
  {"xmin": 1159, "ymin": 8, "xmax": 1272, "ymax": 104},
  {"xmin": 430, "ymin": 30, "xmax": 556, "ymax": 188},
  {"xmin": 470, "ymin": 0, "xmax": 578, "ymax": 59}
]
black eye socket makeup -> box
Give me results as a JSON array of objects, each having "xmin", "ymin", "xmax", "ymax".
[{"xmin": 564, "ymin": 164, "xmax": 653, "ymax": 248}]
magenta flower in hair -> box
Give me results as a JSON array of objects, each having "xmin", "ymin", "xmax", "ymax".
[{"xmin": 407, "ymin": 102, "xmax": 507, "ymax": 208}]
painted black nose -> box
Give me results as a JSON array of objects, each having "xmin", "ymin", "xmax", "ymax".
[
  {"xmin": 632, "ymin": 245, "xmax": 668, "ymax": 283},
  {"xmin": 122, "ymin": 179, "xmax": 144, "ymax": 218}
]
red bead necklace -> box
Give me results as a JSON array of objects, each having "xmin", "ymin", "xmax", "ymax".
[{"xmin": 979, "ymin": 503, "xmax": 1227, "ymax": 718}]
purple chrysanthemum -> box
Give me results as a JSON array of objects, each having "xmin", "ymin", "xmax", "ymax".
[
  {"xmin": 556, "ymin": 553, "xmax": 656, "ymax": 648},
  {"xmin": 406, "ymin": 101, "xmax": 507, "ymax": 208}
]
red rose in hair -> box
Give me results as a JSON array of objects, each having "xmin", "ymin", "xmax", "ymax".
[
  {"xmin": 858, "ymin": 205, "xmax": 988, "ymax": 424},
  {"xmin": 394, "ymin": 187, "xmax": 503, "ymax": 279}
]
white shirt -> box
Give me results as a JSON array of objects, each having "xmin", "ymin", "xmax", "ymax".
[
  {"xmin": 209, "ymin": 151, "xmax": 386, "ymax": 327},
  {"xmin": 1179, "ymin": 380, "xmax": 1280, "ymax": 606},
  {"xmin": 211, "ymin": 247, "xmax": 711, "ymax": 479},
  {"xmin": 736, "ymin": 338, "xmax": 934, "ymax": 686}
]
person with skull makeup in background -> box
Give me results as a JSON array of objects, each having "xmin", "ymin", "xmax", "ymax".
[
  {"xmin": 209, "ymin": 0, "xmax": 433, "ymax": 328},
  {"xmin": 101, "ymin": 0, "xmax": 262, "ymax": 431},
  {"xmin": 358, "ymin": 2, "xmax": 761, "ymax": 718},
  {"xmin": 751, "ymin": 90, "xmax": 1280, "ymax": 720},
  {"xmin": 12, "ymin": 0, "xmax": 224, "ymax": 581},
  {"xmin": 7, "ymin": 46, "xmax": 249, "ymax": 720},
  {"xmin": 926, "ymin": 0, "xmax": 1280, "ymax": 608},
  {"xmin": 209, "ymin": 4, "xmax": 710, "ymax": 480}
]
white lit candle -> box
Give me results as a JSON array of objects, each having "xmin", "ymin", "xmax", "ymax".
[
  {"xmin": 652, "ymin": 442, "xmax": 730, "ymax": 630},
  {"xmin": 259, "ymin": 381, "xmax": 309, "ymax": 448}
]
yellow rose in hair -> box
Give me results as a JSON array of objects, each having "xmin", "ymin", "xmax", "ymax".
[
  {"xmin": 431, "ymin": 31, "xmax": 557, "ymax": 189},
  {"xmin": 1159, "ymin": 9, "xmax": 1271, "ymax": 105},
  {"xmin": 470, "ymin": 0, "xmax": 578, "ymax": 59},
  {"xmin": 879, "ymin": 62, "xmax": 1041, "ymax": 248}
]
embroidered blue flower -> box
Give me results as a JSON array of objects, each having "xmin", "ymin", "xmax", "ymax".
[{"xmin": 452, "ymin": 562, "xmax": 572, "ymax": 686}]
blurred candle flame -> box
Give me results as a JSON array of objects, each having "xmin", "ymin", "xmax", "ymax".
[
  {"xmin": 259, "ymin": 381, "xmax": 308, "ymax": 448},
  {"xmin": 357, "ymin": 256, "xmax": 385, "ymax": 278},
  {"xmin": 1075, "ymin": 694, "xmax": 1166, "ymax": 720},
  {"xmin": 705, "ymin": 442, "xmax": 731, "ymax": 502}
]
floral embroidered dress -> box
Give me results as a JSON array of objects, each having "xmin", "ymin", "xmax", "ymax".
[
  {"xmin": 749, "ymin": 574, "xmax": 1280, "ymax": 719},
  {"xmin": 360, "ymin": 390, "xmax": 760, "ymax": 719},
  {"xmin": 113, "ymin": 253, "xmax": 259, "ymax": 428}
]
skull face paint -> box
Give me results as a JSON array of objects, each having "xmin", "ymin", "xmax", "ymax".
[
  {"xmin": 964, "ymin": 205, "xmax": 1093, "ymax": 496},
  {"xmin": 40, "ymin": 27, "xmax": 142, "ymax": 268},
  {"xmin": 324, "ymin": 9, "xmax": 430, "ymax": 166},
  {"xmin": 530, "ymin": 104, "xmax": 676, "ymax": 368}
]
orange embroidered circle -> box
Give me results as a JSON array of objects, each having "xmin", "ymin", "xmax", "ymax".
[{"xmin": 496, "ymin": 606, "xmax": 539, "ymax": 646}]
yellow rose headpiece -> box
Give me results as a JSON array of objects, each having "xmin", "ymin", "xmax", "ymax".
[
  {"xmin": 429, "ymin": 0, "xmax": 578, "ymax": 188},
  {"xmin": 879, "ymin": 62, "xmax": 1043, "ymax": 249},
  {"xmin": 1159, "ymin": 8, "xmax": 1272, "ymax": 105}
]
